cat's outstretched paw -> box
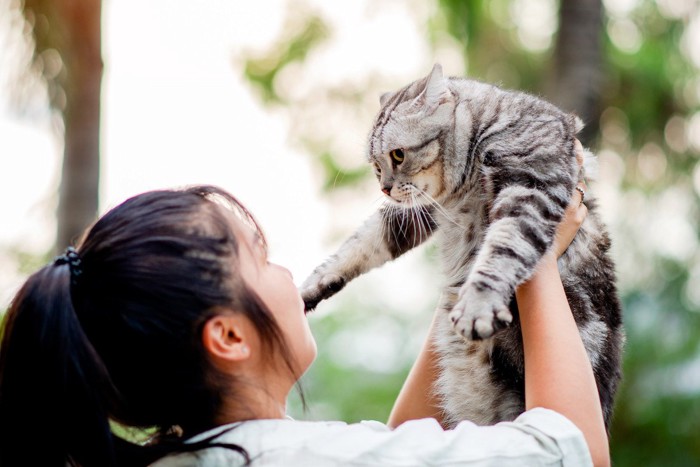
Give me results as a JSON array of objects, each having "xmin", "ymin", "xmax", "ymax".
[
  {"xmin": 299, "ymin": 272, "xmax": 346, "ymax": 312},
  {"xmin": 449, "ymin": 284, "xmax": 513, "ymax": 340}
]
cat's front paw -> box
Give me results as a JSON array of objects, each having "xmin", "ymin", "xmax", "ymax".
[
  {"xmin": 449, "ymin": 283, "xmax": 513, "ymax": 340},
  {"xmin": 300, "ymin": 271, "xmax": 346, "ymax": 312}
]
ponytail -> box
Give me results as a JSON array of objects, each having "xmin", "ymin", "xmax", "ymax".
[
  {"xmin": 0, "ymin": 264, "xmax": 118, "ymax": 466},
  {"xmin": 1, "ymin": 186, "xmax": 295, "ymax": 466}
]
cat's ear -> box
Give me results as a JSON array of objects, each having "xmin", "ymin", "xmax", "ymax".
[
  {"xmin": 426, "ymin": 64, "xmax": 447, "ymax": 103},
  {"xmin": 420, "ymin": 63, "xmax": 450, "ymax": 114},
  {"xmin": 380, "ymin": 92, "xmax": 394, "ymax": 107}
]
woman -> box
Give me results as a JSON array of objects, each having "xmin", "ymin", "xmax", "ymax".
[{"xmin": 0, "ymin": 179, "xmax": 608, "ymax": 466}]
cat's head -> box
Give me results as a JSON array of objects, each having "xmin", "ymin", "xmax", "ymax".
[{"xmin": 367, "ymin": 64, "xmax": 455, "ymax": 207}]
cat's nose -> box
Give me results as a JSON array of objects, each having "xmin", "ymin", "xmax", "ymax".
[{"xmin": 381, "ymin": 185, "xmax": 392, "ymax": 196}]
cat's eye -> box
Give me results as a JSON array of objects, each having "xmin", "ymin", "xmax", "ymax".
[{"xmin": 390, "ymin": 149, "xmax": 405, "ymax": 164}]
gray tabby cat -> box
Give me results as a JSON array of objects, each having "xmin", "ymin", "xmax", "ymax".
[{"xmin": 301, "ymin": 64, "xmax": 623, "ymax": 429}]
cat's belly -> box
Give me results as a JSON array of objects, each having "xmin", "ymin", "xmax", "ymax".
[{"xmin": 433, "ymin": 311, "xmax": 524, "ymax": 427}]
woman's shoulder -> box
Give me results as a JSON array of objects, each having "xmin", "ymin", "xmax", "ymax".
[
  {"xmin": 151, "ymin": 409, "xmax": 592, "ymax": 466},
  {"xmin": 150, "ymin": 419, "xmax": 379, "ymax": 466}
]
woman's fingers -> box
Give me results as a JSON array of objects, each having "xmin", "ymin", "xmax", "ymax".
[
  {"xmin": 574, "ymin": 181, "xmax": 588, "ymax": 223},
  {"xmin": 552, "ymin": 182, "xmax": 589, "ymax": 257}
]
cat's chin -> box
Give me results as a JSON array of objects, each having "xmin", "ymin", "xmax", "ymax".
[
  {"xmin": 393, "ymin": 200, "xmax": 434, "ymax": 210},
  {"xmin": 388, "ymin": 198, "xmax": 418, "ymax": 208}
]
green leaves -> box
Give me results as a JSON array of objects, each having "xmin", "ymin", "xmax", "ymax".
[
  {"xmin": 319, "ymin": 152, "xmax": 369, "ymax": 192},
  {"xmin": 243, "ymin": 15, "xmax": 328, "ymax": 105}
]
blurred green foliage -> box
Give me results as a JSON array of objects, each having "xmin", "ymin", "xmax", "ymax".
[
  {"xmin": 241, "ymin": 12, "xmax": 373, "ymax": 192},
  {"xmin": 317, "ymin": 152, "xmax": 369, "ymax": 192},
  {"xmin": 243, "ymin": 15, "xmax": 328, "ymax": 105},
  {"xmin": 290, "ymin": 303, "xmax": 417, "ymax": 423},
  {"xmin": 604, "ymin": 8, "xmax": 692, "ymax": 150},
  {"xmin": 244, "ymin": 1, "xmax": 700, "ymax": 465},
  {"xmin": 435, "ymin": 0, "xmax": 552, "ymax": 91}
]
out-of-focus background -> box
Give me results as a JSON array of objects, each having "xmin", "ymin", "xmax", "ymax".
[{"xmin": 1, "ymin": 0, "xmax": 698, "ymax": 464}]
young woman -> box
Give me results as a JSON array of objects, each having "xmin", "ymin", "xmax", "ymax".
[{"xmin": 0, "ymin": 176, "xmax": 608, "ymax": 465}]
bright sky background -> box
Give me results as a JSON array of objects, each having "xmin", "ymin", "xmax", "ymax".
[
  {"xmin": 0, "ymin": 0, "xmax": 448, "ymax": 311},
  {"xmin": 2, "ymin": 0, "xmax": 698, "ymax": 312}
]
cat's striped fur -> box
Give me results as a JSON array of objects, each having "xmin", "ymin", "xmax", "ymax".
[{"xmin": 301, "ymin": 65, "xmax": 623, "ymax": 428}]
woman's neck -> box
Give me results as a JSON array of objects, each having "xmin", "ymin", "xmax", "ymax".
[{"xmin": 216, "ymin": 377, "xmax": 290, "ymax": 424}]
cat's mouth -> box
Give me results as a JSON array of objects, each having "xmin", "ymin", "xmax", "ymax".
[
  {"xmin": 389, "ymin": 186, "xmax": 434, "ymax": 208},
  {"xmin": 385, "ymin": 194, "xmax": 413, "ymax": 206}
]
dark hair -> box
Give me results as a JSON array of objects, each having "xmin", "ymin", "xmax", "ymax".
[{"xmin": 0, "ymin": 185, "xmax": 298, "ymax": 466}]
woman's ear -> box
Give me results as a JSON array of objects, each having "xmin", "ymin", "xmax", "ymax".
[{"xmin": 202, "ymin": 314, "xmax": 252, "ymax": 362}]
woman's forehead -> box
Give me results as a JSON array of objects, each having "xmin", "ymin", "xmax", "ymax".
[{"xmin": 218, "ymin": 206, "xmax": 262, "ymax": 250}]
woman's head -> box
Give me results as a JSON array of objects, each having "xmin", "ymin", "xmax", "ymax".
[{"xmin": 0, "ymin": 185, "xmax": 315, "ymax": 466}]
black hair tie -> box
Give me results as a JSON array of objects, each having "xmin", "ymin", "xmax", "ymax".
[{"xmin": 53, "ymin": 246, "xmax": 83, "ymax": 284}]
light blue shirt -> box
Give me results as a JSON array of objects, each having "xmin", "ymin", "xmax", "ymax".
[{"xmin": 152, "ymin": 408, "xmax": 592, "ymax": 466}]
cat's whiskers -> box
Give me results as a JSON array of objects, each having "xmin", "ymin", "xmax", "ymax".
[
  {"xmin": 400, "ymin": 200, "xmax": 411, "ymax": 244},
  {"xmin": 409, "ymin": 202, "xmax": 419, "ymax": 248},
  {"xmin": 373, "ymin": 195, "xmax": 404, "ymax": 254},
  {"xmin": 386, "ymin": 204, "xmax": 403, "ymax": 255},
  {"xmin": 372, "ymin": 195, "xmax": 389, "ymax": 210},
  {"xmin": 400, "ymin": 205, "xmax": 411, "ymax": 240},
  {"xmin": 409, "ymin": 192, "xmax": 424, "ymax": 247},
  {"xmin": 412, "ymin": 207, "xmax": 422, "ymax": 245},
  {"xmin": 416, "ymin": 199, "xmax": 437, "ymax": 242},
  {"xmin": 378, "ymin": 204, "xmax": 390, "ymax": 255},
  {"xmin": 411, "ymin": 186, "xmax": 462, "ymax": 228},
  {"xmin": 406, "ymin": 190, "xmax": 438, "ymax": 247},
  {"xmin": 419, "ymin": 203, "xmax": 438, "ymax": 230}
]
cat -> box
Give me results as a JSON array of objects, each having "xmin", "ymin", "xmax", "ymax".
[{"xmin": 301, "ymin": 64, "xmax": 624, "ymax": 429}]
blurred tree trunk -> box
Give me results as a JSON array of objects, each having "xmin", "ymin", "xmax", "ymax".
[
  {"xmin": 20, "ymin": 0, "xmax": 103, "ymax": 251},
  {"xmin": 547, "ymin": 0, "xmax": 603, "ymax": 146},
  {"xmin": 54, "ymin": 0, "xmax": 103, "ymax": 250}
]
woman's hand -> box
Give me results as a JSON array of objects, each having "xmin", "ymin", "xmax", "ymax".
[{"xmin": 552, "ymin": 140, "xmax": 588, "ymax": 258}]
